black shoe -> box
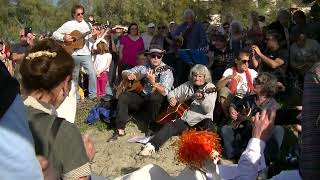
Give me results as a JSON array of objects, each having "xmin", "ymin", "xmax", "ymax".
[{"xmin": 145, "ymin": 129, "xmax": 154, "ymax": 137}]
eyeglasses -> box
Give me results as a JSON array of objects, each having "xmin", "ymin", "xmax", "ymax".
[
  {"xmin": 150, "ymin": 54, "xmax": 162, "ymax": 59},
  {"xmin": 76, "ymin": 12, "xmax": 84, "ymax": 16},
  {"xmin": 241, "ymin": 60, "xmax": 250, "ymax": 63}
]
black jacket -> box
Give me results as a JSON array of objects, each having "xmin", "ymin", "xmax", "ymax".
[{"xmin": 0, "ymin": 62, "xmax": 19, "ymax": 118}]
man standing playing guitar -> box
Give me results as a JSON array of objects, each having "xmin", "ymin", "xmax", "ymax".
[
  {"xmin": 139, "ymin": 64, "xmax": 217, "ymax": 156},
  {"xmin": 108, "ymin": 45, "xmax": 174, "ymax": 142},
  {"xmin": 53, "ymin": 4, "xmax": 97, "ymax": 123},
  {"xmin": 53, "ymin": 4, "xmax": 97, "ymax": 99}
]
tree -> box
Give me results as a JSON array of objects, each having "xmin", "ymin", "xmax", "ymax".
[{"xmin": 0, "ymin": 0, "xmax": 309, "ymax": 42}]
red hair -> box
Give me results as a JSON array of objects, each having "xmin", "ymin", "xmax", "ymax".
[{"xmin": 176, "ymin": 129, "xmax": 222, "ymax": 169}]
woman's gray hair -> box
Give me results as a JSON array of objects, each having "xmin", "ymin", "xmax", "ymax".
[
  {"xmin": 258, "ymin": 72, "xmax": 278, "ymax": 97},
  {"xmin": 188, "ymin": 64, "xmax": 212, "ymax": 83},
  {"xmin": 184, "ymin": 9, "xmax": 195, "ymax": 18}
]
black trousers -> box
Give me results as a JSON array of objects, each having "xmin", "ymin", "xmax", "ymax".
[
  {"xmin": 149, "ymin": 118, "xmax": 216, "ymax": 150},
  {"xmin": 115, "ymin": 91, "xmax": 165, "ymax": 130}
]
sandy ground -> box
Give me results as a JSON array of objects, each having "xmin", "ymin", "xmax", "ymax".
[{"xmin": 85, "ymin": 123, "xmax": 185, "ymax": 179}]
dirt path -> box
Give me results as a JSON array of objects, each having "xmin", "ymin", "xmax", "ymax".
[{"xmin": 86, "ymin": 124, "xmax": 185, "ymax": 179}]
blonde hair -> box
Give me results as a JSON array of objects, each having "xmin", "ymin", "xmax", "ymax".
[{"xmin": 96, "ymin": 41, "xmax": 109, "ymax": 54}]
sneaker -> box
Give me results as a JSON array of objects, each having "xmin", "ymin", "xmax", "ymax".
[{"xmin": 139, "ymin": 143, "xmax": 155, "ymax": 156}]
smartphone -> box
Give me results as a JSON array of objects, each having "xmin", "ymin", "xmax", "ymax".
[{"xmin": 24, "ymin": 27, "xmax": 32, "ymax": 36}]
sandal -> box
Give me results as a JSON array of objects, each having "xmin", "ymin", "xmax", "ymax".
[{"xmin": 107, "ymin": 130, "xmax": 125, "ymax": 142}]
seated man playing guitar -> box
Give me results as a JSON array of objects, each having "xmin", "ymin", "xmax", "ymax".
[
  {"xmin": 139, "ymin": 64, "xmax": 217, "ymax": 156},
  {"xmin": 221, "ymin": 72, "xmax": 284, "ymax": 164},
  {"xmin": 108, "ymin": 45, "xmax": 174, "ymax": 142}
]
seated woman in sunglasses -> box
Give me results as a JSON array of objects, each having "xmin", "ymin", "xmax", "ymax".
[
  {"xmin": 108, "ymin": 44, "xmax": 174, "ymax": 142},
  {"xmin": 217, "ymin": 49, "xmax": 258, "ymax": 117},
  {"xmin": 221, "ymin": 72, "xmax": 284, "ymax": 165}
]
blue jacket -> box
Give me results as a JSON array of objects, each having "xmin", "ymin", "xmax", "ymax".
[{"xmin": 173, "ymin": 22, "xmax": 208, "ymax": 49}]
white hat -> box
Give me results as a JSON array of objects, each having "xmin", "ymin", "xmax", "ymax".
[{"xmin": 147, "ymin": 23, "xmax": 155, "ymax": 28}]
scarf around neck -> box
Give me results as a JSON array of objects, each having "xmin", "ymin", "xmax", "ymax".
[{"xmin": 230, "ymin": 67, "xmax": 254, "ymax": 95}]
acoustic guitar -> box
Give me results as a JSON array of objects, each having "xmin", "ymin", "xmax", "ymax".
[
  {"xmin": 115, "ymin": 65, "xmax": 173, "ymax": 99},
  {"xmin": 156, "ymin": 87, "xmax": 217, "ymax": 125},
  {"xmin": 60, "ymin": 24, "xmax": 108, "ymax": 54},
  {"xmin": 231, "ymin": 107, "xmax": 301, "ymax": 129}
]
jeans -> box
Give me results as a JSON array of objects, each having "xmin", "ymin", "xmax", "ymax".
[
  {"xmin": 72, "ymin": 55, "xmax": 96, "ymax": 98},
  {"xmin": 105, "ymin": 81, "xmax": 113, "ymax": 96},
  {"xmin": 221, "ymin": 124, "xmax": 284, "ymax": 161},
  {"xmin": 149, "ymin": 118, "xmax": 216, "ymax": 150},
  {"xmin": 108, "ymin": 52, "xmax": 118, "ymax": 88}
]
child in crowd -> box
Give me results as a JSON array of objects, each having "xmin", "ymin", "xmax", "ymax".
[
  {"xmin": 94, "ymin": 39, "xmax": 112, "ymax": 97},
  {"xmin": 137, "ymin": 51, "xmax": 148, "ymax": 65}
]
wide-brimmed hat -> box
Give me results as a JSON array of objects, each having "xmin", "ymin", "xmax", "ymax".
[{"xmin": 145, "ymin": 44, "xmax": 165, "ymax": 54}]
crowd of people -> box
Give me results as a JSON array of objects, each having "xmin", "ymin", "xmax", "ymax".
[{"xmin": 1, "ymin": 1, "xmax": 320, "ymax": 180}]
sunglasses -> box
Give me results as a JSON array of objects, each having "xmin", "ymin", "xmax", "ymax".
[
  {"xmin": 150, "ymin": 54, "xmax": 163, "ymax": 59},
  {"xmin": 76, "ymin": 12, "xmax": 84, "ymax": 16},
  {"xmin": 241, "ymin": 60, "xmax": 250, "ymax": 63}
]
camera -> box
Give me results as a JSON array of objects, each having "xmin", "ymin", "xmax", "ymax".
[{"xmin": 24, "ymin": 27, "xmax": 32, "ymax": 36}]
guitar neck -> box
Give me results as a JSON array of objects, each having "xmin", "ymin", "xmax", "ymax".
[{"xmin": 80, "ymin": 31, "xmax": 91, "ymax": 39}]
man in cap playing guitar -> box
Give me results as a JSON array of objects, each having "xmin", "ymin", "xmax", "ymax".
[{"xmin": 108, "ymin": 44, "xmax": 174, "ymax": 142}]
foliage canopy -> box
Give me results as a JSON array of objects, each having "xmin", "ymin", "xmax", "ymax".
[{"xmin": 0, "ymin": 0, "xmax": 305, "ymax": 42}]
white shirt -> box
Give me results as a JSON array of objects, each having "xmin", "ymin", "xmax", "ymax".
[
  {"xmin": 141, "ymin": 32, "xmax": 153, "ymax": 50},
  {"xmin": 235, "ymin": 138, "xmax": 301, "ymax": 180},
  {"xmin": 94, "ymin": 53, "xmax": 112, "ymax": 72},
  {"xmin": 115, "ymin": 138, "xmax": 300, "ymax": 180},
  {"xmin": 222, "ymin": 68, "xmax": 258, "ymax": 98},
  {"xmin": 53, "ymin": 20, "xmax": 91, "ymax": 56}
]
